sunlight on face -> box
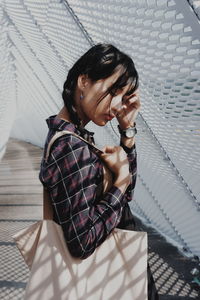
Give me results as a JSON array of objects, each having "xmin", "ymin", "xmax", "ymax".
[{"xmin": 77, "ymin": 71, "xmax": 133, "ymax": 126}]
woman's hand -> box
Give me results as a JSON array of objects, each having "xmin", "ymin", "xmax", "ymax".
[
  {"xmin": 116, "ymin": 89, "xmax": 141, "ymax": 129},
  {"xmin": 100, "ymin": 146, "xmax": 131, "ymax": 193}
]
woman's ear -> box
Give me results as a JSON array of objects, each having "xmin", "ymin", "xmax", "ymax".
[{"xmin": 77, "ymin": 74, "xmax": 89, "ymax": 90}]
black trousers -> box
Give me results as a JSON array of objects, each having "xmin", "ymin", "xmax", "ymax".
[{"xmin": 117, "ymin": 203, "xmax": 159, "ymax": 300}]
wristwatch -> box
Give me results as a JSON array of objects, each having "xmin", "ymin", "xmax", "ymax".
[{"xmin": 118, "ymin": 124, "xmax": 137, "ymax": 138}]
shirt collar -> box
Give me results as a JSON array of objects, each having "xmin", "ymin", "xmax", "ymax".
[{"xmin": 46, "ymin": 115, "xmax": 95, "ymax": 143}]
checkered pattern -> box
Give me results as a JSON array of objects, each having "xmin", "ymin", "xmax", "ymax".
[{"xmin": 39, "ymin": 116, "xmax": 137, "ymax": 258}]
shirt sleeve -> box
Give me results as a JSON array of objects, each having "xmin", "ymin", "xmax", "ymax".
[
  {"xmin": 120, "ymin": 142, "xmax": 137, "ymax": 202},
  {"xmin": 40, "ymin": 134, "xmax": 127, "ymax": 259}
]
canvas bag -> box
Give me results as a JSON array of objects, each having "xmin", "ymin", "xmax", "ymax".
[{"xmin": 13, "ymin": 130, "xmax": 148, "ymax": 300}]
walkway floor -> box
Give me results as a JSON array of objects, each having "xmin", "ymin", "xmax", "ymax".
[{"xmin": 0, "ymin": 138, "xmax": 199, "ymax": 300}]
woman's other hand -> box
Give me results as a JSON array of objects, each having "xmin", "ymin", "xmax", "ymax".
[
  {"xmin": 100, "ymin": 146, "xmax": 131, "ymax": 193},
  {"xmin": 116, "ymin": 89, "xmax": 141, "ymax": 129}
]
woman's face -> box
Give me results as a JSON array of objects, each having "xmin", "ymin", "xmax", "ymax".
[{"xmin": 76, "ymin": 71, "xmax": 132, "ymax": 126}]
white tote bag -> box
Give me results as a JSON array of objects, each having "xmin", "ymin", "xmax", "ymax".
[
  {"xmin": 13, "ymin": 218, "xmax": 147, "ymax": 300},
  {"xmin": 13, "ymin": 131, "xmax": 148, "ymax": 300}
]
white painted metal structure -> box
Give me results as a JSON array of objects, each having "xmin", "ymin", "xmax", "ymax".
[{"xmin": 0, "ymin": 0, "xmax": 200, "ymax": 258}]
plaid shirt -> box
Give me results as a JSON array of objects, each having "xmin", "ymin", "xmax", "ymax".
[{"xmin": 39, "ymin": 115, "xmax": 137, "ymax": 259}]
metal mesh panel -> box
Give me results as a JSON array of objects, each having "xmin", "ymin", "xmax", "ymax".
[
  {"xmin": 0, "ymin": 12, "xmax": 16, "ymax": 159},
  {"xmin": 188, "ymin": 0, "xmax": 200, "ymax": 19},
  {"xmin": 0, "ymin": 0, "xmax": 200, "ymax": 258},
  {"xmin": 66, "ymin": 0, "xmax": 200, "ymax": 256}
]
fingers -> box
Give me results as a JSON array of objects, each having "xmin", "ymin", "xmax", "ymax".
[
  {"xmin": 100, "ymin": 146, "xmax": 129, "ymax": 180},
  {"xmin": 101, "ymin": 146, "xmax": 125, "ymax": 157},
  {"xmin": 102, "ymin": 146, "xmax": 116, "ymax": 154},
  {"xmin": 122, "ymin": 98, "xmax": 141, "ymax": 116},
  {"xmin": 125, "ymin": 94, "xmax": 140, "ymax": 107},
  {"xmin": 100, "ymin": 146, "xmax": 127, "ymax": 164}
]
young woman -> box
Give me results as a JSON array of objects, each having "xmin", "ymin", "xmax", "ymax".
[{"xmin": 39, "ymin": 43, "xmax": 159, "ymax": 299}]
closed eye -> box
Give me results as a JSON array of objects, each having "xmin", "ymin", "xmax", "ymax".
[
  {"xmin": 122, "ymin": 92, "xmax": 134, "ymax": 103},
  {"xmin": 124, "ymin": 91, "xmax": 133, "ymax": 98}
]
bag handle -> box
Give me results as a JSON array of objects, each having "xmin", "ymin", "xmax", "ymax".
[
  {"xmin": 44, "ymin": 130, "xmax": 103, "ymax": 162},
  {"xmin": 43, "ymin": 130, "xmax": 104, "ymax": 220}
]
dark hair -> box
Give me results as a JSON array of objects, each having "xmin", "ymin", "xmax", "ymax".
[{"xmin": 62, "ymin": 43, "xmax": 139, "ymax": 126}]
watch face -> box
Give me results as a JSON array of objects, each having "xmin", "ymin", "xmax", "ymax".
[{"xmin": 125, "ymin": 128, "xmax": 135, "ymax": 138}]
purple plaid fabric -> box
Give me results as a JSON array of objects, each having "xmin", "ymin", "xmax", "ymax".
[{"xmin": 39, "ymin": 115, "xmax": 137, "ymax": 259}]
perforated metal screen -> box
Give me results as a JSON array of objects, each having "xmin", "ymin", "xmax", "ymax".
[{"xmin": 0, "ymin": 0, "xmax": 200, "ymax": 258}]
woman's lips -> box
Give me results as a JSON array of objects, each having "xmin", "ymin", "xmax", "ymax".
[{"xmin": 105, "ymin": 114, "xmax": 115, "ymax": 121}]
